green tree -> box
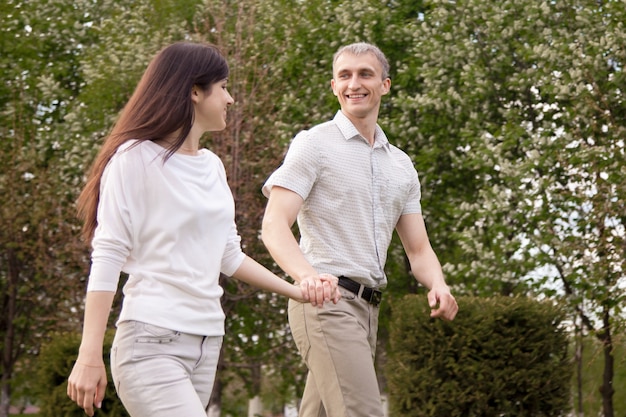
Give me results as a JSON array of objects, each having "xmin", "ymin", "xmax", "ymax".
[
  {"xmin": 7, "ymin": 0, "xmax": 624, "ymax": 414},
  {"xmin": 0, "ymin": 1, "xmax": 100, "ymax": 415},
  {"xmin": 0, "ymin": 1, "xmax": 196, "ymax": 415},
  {"xmin": 390, "ymin": 0, "xmax": 625, "ymax": 415}
]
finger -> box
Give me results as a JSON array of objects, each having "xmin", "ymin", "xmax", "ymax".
[
  {"xmin": 427, "ymin": 291, "xmax": 439, "ymax": 308},
  {"xmin": 333, "ymin": 288, "xmax": 342, "ymax": 303},
  {"xmin": 68, "ymin": 368, "xmax": 79, "ymax": 400},
  {"xmin": 79, "ymin": 386, "xmax": 96, "ymax": 417},
  {"xmin": 440, "ymin": 295, "xmax": 458, "ymax": 317},
  {"xmin": 95, "ymin": 376, "xmax": 107, "ymax": 409},
  {"xmin": 319, "ymin": 274, "xmax": 339, "ymax": 304},
  {"xmin": 322, "ymin": 281, "xmax": 331, "ymax": 304},
  {"xmin": 85, "ymin": 395, "xmax": 97, "ymax": 416},
  {"xmin": 300, "ymin": 280, "xmax": 311, "ymax": 302},
  {"xmin": 84, "ymin": 404, "xmax": 95, "ymax": 417},
  {"xmin": 306, "ymin": 280, "xmax": 319, "ymax": 306},
  {"xmin": 314, "ymin": 280, "xmax": 325, "ymax": 307},
  {"xmin": 430, "ymin": 307, "xmax": 444, "ymax": 318},
  {"xmin": 431, "ymin": 297, "xmax": 458, "ymax": 321},
  {"xmin": 445, "ymin": 300, "xmax": 459, "ymax": 320}
]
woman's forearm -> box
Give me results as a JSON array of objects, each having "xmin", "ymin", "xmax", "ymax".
[
  {"xmin": 231, "ymin": 256, "xmax": 303, "ymax": 301},
  {"xmin": 76, "ymin": 291, "xmax": 116, "ymax": 364}
]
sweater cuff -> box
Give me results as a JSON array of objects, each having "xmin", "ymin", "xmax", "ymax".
[{"xmin": 87, "ymin": 260, "xmax": 122, "ymax": 292}]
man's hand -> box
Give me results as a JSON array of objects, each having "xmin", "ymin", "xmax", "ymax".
[
  {"xmin": 299, "ymin": 273, "xmax": 341, "ymax": 307},
  {"xmin": 428, "ymin": 286, "xmax": 458, "ymax": 321}
]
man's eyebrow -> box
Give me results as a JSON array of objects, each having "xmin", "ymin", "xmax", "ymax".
[{"xmin": 337, "ymin": 66, "xmax": 375, "ymax": 73}]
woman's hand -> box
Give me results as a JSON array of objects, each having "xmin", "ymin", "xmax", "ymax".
[{"xmin": 67, "ymin": 359, "xmax": 107, "ymax": 416}]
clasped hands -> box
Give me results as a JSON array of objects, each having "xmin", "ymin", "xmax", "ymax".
[{"xmin": 298, "ymin": 273, "xmax": 341, "ymax": 307}]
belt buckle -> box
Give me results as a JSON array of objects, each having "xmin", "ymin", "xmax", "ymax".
[{"xmin": 370, "ymin": 290, "xmax": 382, "ymax": 306}]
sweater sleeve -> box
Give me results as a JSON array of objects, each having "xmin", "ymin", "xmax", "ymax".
[
  {"xmin": 220, "ymin": 221, "xmax": 246, "ymax": 277},
  {"xmin": 87, "ymin": 151, "xmax": 134, "ymax": 292},
  {"xmin": 215, "ymin": 156, "xmax": 245, "ymax": 276}
]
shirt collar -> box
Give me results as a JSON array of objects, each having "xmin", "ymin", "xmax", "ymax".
[{"xmin": 333, "ymin": 110, "xmax": 389, "ymax": 149}]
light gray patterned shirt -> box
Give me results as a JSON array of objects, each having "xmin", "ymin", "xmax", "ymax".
[{"xmin": 263, "ymin": 111, "xmax": 421, "ymax": 289}]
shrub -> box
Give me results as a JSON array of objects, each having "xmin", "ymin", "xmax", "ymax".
[
  {"xmin": 386, "ymin": 295, "xmax": 572, "ymax": 417},
  {"xmin": 32, "ymin": 330, "xmax": 128, "ymax": 417}
]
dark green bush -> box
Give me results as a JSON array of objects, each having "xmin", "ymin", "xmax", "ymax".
[
  {"xmin": 33, "ymin": 330, "xmax": 128, "ymax": 417},
  {"xmin": 386, "ymin": 295, "xmax": 572, "ymax": 417}
]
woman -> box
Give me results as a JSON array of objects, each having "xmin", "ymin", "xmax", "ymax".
[{"xmin": 67, "ymin": 42, "xmax": 339, "ymax": 417}]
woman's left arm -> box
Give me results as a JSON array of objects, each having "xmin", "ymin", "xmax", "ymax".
[{"xmin": 231, "ymin": 256, "xmax": 340, "ymax": 305}]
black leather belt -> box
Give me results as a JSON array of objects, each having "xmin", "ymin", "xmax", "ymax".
[{"xmin": 338, "ymin": 276, "xmax": 382, "ymax": 306}]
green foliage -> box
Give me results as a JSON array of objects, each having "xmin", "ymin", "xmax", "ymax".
[
  {"xmin": 386, "ymin": 295, "xmax": 572, "ymax": 416},
  {"xmin": 32, "ymin": 331, "xmax": 128, "ymax": 417},
  {"xmin": 0, "ymin": 0, "xmax": 203, "ymax": 412},
  {"xmin": 3, "ymin": 0, "xmax": 625, "ymax": 413},
  {"xmin": 384, "ymin": 2, "xmax": 625, "ymax": 413},
  {"xmin": 1, "ymin": 4, "xmax": 95, "ymax": 414},
  {"xmin": 389, "ymin": 0, "xmax": 626, "ymax": 299}
]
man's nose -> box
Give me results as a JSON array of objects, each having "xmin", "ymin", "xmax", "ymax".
[{"xmin": 348, "ymin": 75, "xmax": 360, "ymax": 90}]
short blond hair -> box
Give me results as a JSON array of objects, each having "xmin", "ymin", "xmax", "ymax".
[{"xmin": 332, "ymin": 42, "xmax": 390, "ymax": 80}]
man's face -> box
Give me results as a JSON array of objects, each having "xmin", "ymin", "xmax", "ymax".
[{"xmin": 331, "ymin": 51, "xmax": 390, "ymax": 121}]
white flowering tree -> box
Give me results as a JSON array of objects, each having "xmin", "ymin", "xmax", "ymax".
[
  {"xmin": 4, "ymin": 0, "xmax": 625, "ymax": 415},
  {"xmin": 388, "ymin": 1, "xmax": 625, "ymax": 415}
]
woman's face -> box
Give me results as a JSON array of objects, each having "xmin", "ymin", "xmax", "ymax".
[{"xmin": 192, "ymin": 79, "xmax": 234, "ymax": 132}]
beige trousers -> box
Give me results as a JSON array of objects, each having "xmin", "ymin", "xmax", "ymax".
[
  {"xmin": 110, "ymin": 320, "xmax": 222, "ymax": 417},
  {"xmin": 288, "ymin": 287, "xmax": 384, "ymax": 417}
]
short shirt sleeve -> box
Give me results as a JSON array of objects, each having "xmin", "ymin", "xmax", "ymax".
[
  {"xmin": 262, "ymin": 131, "xmax": 319, "ymax": 199},
  {"xmin": 403, "ymin": 165, "xmax": 422, "ymax": 215}
]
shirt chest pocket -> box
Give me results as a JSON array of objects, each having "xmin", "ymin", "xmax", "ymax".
[{"xmin": 378, "ymin": 175, "xmax": 411, "ymax": 212}]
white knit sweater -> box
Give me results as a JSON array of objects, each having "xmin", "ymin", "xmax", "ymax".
[{"xmin": 87, "ymin": 140, "xmax": 245, "ymax": 336}]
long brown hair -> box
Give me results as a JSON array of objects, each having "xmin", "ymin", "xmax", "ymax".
[{"xmin": 76, "ymin": 42, "xmax": 230, "ymax": 243}]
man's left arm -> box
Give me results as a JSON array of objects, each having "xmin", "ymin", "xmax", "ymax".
[{"xmin": 396, "ymin": 213, "xmax": 458, "ymax": 321}]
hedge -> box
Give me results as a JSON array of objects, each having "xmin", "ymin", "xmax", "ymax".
[
  {"xmin": 386, "ymin": 295, "xmax": 572, "ymax": 417},
  {"xmin": 32, "ymin": 330, "xmax": 128, "ymax": 417}
]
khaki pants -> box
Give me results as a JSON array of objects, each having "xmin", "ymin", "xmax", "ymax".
[
  {"xmin": 288, "ymin": 287, "xmax": 384, "ymax": 417},
  {"xmin": 110, "ymin": 320, "xmax": 222, "ymax": 417}
]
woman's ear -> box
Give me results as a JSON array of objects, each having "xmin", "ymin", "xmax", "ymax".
[{"xmin": 190, "ymin": 87, "xmax": 200, "ymax": 103}]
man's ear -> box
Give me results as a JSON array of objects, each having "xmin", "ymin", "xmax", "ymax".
[{"xmin": 381, "ymin": 78, "xmax": 391, "ymax": 96}]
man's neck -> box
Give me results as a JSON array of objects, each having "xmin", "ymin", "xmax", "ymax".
[{"xmin": 341, "ymin": 110, "xmax": 379, "ymax": 146}]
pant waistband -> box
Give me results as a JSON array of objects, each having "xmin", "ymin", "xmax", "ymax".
[{"xmin": 338, "ymin": 276, "xmax": 382, "ymax": 306}]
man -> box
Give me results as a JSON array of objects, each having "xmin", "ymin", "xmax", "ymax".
[{"xmin": 261, "ymin": 42, "xmax": 458, "ymax": 417}]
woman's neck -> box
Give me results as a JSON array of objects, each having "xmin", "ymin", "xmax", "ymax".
[{"xmin": 155, "ymin": 137, "xmax": 200, "ymax": 156}]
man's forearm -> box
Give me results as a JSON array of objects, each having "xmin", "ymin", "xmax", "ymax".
[
  {"xmin": 410, "ymin": 248, "xmax": 448, "ymax": 290},
  {"xmin": 261, "ymin": 223, "xmax": 318, "ymax": 283}
]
